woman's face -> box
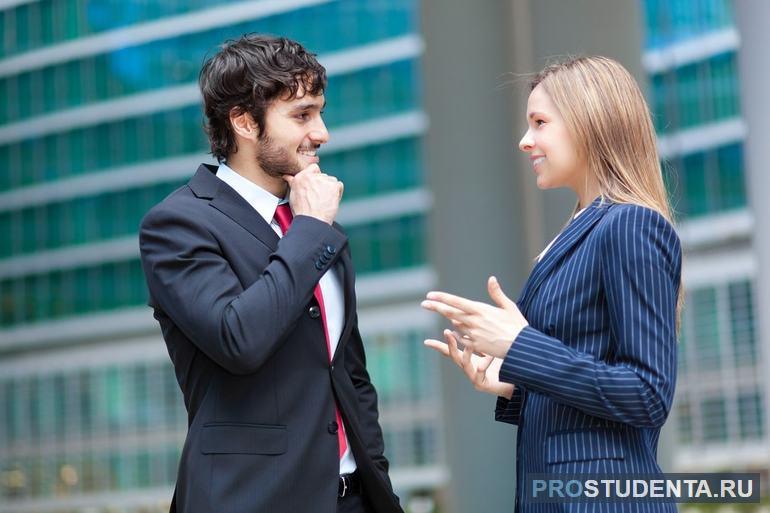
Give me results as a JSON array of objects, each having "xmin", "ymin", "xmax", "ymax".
[{"xmin": 518, "ymin": 84, "xmax": 587, "ymax": 192}]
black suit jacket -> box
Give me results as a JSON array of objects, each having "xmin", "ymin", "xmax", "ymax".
[{"xmin": 139, "ymin": 164, "xmax": 402, "ymax": 513}]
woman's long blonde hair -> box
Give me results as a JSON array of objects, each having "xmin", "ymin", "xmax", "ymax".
[{"xmin": 531, "ymin": 55, "xmax": 683, "ymax": 326}]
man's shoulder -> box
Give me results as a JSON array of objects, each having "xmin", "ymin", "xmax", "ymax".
[
  {"xmin": 140, "ymin": 182, "xmax": 202, "ymax": 231},
  {"xmin": 144, "ymin": 163, "xmax": 220, "ymax": 219},
  {"xmin": 331, "ymin": 220, "xmax": 348, "ymax": 235}
]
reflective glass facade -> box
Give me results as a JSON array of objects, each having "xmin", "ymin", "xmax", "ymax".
[
  {"xmin": 676, "ymin": 279, "xmax": 764, "ymax": 446},
  {"xmin": 642, "ymin": 0, "xmax": 767, "ymax": 476},
  {"xmin": 642, "ymin": 0, "xmax": 746, "ymax": 220},
  {"xmin": 0, "ymin": 1, "xmax": 441, "ymax": 510},
  {"xmin": 642, "ymin": 0, "xmax": 734, "ymax": 49},
  {"xmin": 1, "ymin": 325, "xmax": 440, "ymax": 504},
  {"xmin": 1, "ymin": 0, "xmax": 242, "ymax": 58},
  {"xmin": 1, "ymin": 360, "xmax": 186, "ymax": 500},
  {"xmin": 1, "ymin": 1, "xmax": 414, "ymax": 123}
]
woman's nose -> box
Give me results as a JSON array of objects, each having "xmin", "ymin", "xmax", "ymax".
[{"xmin": 518, "ymin": 129, "xmax": 534, "ymax": 152}]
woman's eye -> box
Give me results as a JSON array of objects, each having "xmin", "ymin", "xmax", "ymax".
[{"xmin": 535, "ymin": 119, "xmax": 545, "ymax": 126}]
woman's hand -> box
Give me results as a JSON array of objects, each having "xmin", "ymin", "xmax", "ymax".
[
  {"xmin": 421, "ymin": 276, "xmax": 529, "ymax": 359},
  {"xmin": 424, "ymin": 329, "xmax": 514, "ymax": 399}
]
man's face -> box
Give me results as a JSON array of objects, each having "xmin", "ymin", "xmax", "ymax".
[{"xmin": 256, "ymin": 88, "xmax": 329, "ymax": 178}]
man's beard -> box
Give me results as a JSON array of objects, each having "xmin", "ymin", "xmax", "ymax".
[{"xmin": 256, "ymin": 134, "xmax": 302, "ymax": 178}]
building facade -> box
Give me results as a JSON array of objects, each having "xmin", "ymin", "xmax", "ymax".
[
  {"xmin": 640, "ymin": 0, "xmax": 768, "ymax": 476},
  {"xmin": 0, "ymin": 1, "xmax": 444, "ymax": 512},
  {"xmin": 4, "ymin": 1, "xmax": 767, "ymax": 512}
]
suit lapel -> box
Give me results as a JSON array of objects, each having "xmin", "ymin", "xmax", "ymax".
[
  {"xmin": 188, "ymin": 164, "xmax": 280, "ymax": 251},
  {"xmin": 191, "ymin": 164, "xmax": 354, "ymax": 359},
  {"xmin": 517, "ymin": 198, "xmax": 611, "ymax": 313}
]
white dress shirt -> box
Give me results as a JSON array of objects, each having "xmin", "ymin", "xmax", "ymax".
[{"xmin": 216, "ymin": 163, "xmax": 356, "ymax": 473}]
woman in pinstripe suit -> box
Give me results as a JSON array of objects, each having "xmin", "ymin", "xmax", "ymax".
[{"xmin": 422, "ymin": 56, "xmax": 682, "ymax": 512}]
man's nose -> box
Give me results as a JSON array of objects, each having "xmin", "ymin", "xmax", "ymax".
[{"xmin": 310, "ymin": 118, "xmax": 329, "ymax": 144}]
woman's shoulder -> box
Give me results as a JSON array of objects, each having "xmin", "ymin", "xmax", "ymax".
[
  {"xmin": 596, "ymin": 201, "xmax": 681, "ymax": 256},
  {"xmin": 600, "ymin": 201, "xmax": 677, "ymax": 233}
]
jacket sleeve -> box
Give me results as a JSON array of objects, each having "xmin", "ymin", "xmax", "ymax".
[
  {"xmin": 494, "ymin": 386, "xmax": 524, "ymax": 425},
  {"xmin": 498, "ymin": 205, "xmax": 681, "ymax": 428},
  {"xmin": 139, "ymin": 203, "xmax": 347, "ymax": 375}
]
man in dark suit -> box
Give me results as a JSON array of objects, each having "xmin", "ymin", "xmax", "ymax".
[{"xmin": 139, "ymin": 34, "xmax": 402, "ymax": 513}]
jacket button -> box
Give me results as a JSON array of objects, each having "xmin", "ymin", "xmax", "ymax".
[
  {"xmin": 308, "ymin": 306, "xmax": 321, "ymax": 319},
  {"xmin": 326, "ymin": 245, "xmax": 336, "ymax": 255},
  {"xmin": 315, "ymin": 261, "xmax": 324, "ymax": 270},
  {"xmin": 320, "ymin": 255, "xmax": 330, "ymax": 264},
  {"xmin": 327, "ymin": 421, "xmax": 338, "ymax": 434}
]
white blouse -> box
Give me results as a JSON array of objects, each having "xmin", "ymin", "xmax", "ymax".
[{"xmin": 536, "ymin": 207, "xmax": 587, "ymax": 262}]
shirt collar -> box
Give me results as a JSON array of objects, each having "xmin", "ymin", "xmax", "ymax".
[{"xmin": 216, "ymin": 163, "xmax": 285, "ymax": 224}]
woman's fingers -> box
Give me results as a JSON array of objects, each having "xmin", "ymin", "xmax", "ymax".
[
  {"xmin": 423, "ymin": 331, "xmax": 508, "ymax": 396},
  {"xmin": 487, "ymin": 276, "xmax": 517, "ymax": 311},
  {"xmin": 443, "ymin": 330, "xmax": 466, "ymax": 368},
  {"xmin": 478, "ymin": 354, "xmax": 495, "ymax": 373},
  {"xmin": 460, "ymin": 338, "xmax": 476, "ymax": 380},
  {"xmin": 423, "ymin": 339, "xmax": 450, "ymax": 357},
  {"xmin": 421, "ymin": 299, "xmax": 469, "ymax": 322},
  {"xmin": 425, "ymin": 291, "xmax": 479, "ymax": 313}
]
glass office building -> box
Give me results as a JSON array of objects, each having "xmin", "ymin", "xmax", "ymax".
[
  {"xmin": 641, "ymin": 0, "xmax": 766, "ymax": 472},
  {"xmin": 0, "ymin": 1, "xmax": 444, "ymax": 511}
]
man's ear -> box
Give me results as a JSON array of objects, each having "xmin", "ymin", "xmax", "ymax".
[{"xmin": 229, "ymin": 108, "xmax": 259, "ymax": 141}]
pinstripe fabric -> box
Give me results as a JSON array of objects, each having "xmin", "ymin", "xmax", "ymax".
[{"xmin": 495, "ymin": 197, "xmax": 682, "ymax": 512}]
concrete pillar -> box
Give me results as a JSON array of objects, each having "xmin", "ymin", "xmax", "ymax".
[
  {"xmin": 734, "ymin": 0, "xmax": 770, "ymax": 469},
  {"xmin": 421, "ymin": 1, "xmax": 646, "ymax": 510},
  {"xmin": 422, "ymin": 1, "xmax": 526, "ymax": 510}
]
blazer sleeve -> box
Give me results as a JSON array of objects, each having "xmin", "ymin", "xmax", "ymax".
[
  {"xmin": 498, "ymin": 205, "xmax": 681, "ymax": 428},
  {"xmin": 494, "ymin": 386, "xmax": 524, "ymax": 425},
  {"xmin": 139, "ymin": 203, "xmax": 348, "ymax": 375}
]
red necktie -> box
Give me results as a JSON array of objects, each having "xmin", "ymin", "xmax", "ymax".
[{"xmin": 273, "ymin": 204, "xmax": 348, "ymax": 459}]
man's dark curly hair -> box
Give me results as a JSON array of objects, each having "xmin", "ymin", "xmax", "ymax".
[{"xmin": 198, "ymin": 34, "xmax": 327, "ymax": 162}]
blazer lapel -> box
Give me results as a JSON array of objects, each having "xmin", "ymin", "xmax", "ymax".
[
  {"xmin": 192, "ymin": 165, "xmax": 353, "ymax": 358},
  {"xmin": 188, "ymin": 164, "xmax": 280, "ymax": 251},
  {"xmin": 517, "ymin": 198, "xmax": 612, "ymax": 312}
]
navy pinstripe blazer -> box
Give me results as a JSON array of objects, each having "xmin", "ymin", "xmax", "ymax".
[{"xmin": 495, "ymin": 198, "xmax": 682, "ymax": 512}]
